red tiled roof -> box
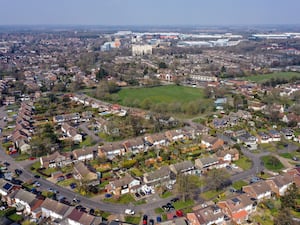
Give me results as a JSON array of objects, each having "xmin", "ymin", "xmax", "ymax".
[{"xmin": 232, "ymin": 210, "xmax": 248, "ymax": 220}]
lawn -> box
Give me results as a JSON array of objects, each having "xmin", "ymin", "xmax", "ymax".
[
  {"xmin": 232, "ymin": 180, "xmax": 248, "ymax": 190},
  {"xmin": 235, "ymin": 156, "xmax": 252, "ymax": 170},
  {"xmin": 125, "ymin": 216, "xmax": 141, "ymax": 224},
  {"xmin": 261, "ymin": 155, "xmax": 284, "ymax": 172},
  {"xmin": 109, "ymin": 85, "xmax": 213, "ymax": 117},
  {"xmin": 279, "ymin": 152, "xmax": 294, "ymax": 159},
  {"xmin": 173, "ymin": 199, "xmax": 194, "ymax": 209},
  {"xmin": 201, "ymin": 190, "xmax": 223, "ymax": 201},
  {"xmin": 160, "ymin": 191, "xmax": 173, "ymax": 198},
  {"xmin": 243, "ymin": 72, "xmax": 300, "ymax": 83},
  {"xmin": 103, "ymin": 193, "xmax": 135, "ymax": 204},
  {"xmin": 116, "ymin": 85, "xmax": 206, "ymax": 104}
]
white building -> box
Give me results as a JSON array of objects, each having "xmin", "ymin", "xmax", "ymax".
[{"xmin": 132, "ymin": 44, "xmax": 152, "ymax": 56}]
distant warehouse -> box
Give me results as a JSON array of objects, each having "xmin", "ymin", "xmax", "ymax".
[{"xmin": 132, "ymin": 44, "xmax": 152, "ymax": 56}]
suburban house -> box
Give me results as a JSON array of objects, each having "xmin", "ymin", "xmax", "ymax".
[
  {"xmin": 73, "ymin": 162, "xmax": 98, "ymax": 182},
  {"xmin": 169, "ymin": 160, "xmax": 195, "ymax": 175},
  {"xmin": 106, "ymin": 174, "xmax": 141, "ymax": 195},
  {"xmin": 268, "ymin": 130, "xmax": 281, "ymax": 142},
  {"xmin": 123, "ymin": 138, "xmax": 145, "ymax": 154},
  {"xmin": 215, "ymin": 148, "xmax": 239, "ymax": 162},
  {"xmin": 143, "ymin": 166, "xmax": 174, "ymax": 187},
  {"xmin": 61, "ymin": 123, "xmax": 82, "ymax": 143},
  {"xmin": 237, "ymin": 133, "xmax": 258, "ymax": 149},
  {"xmin": 201, "ymin": 135, "xmax": 224, "ymax": 151},
  {"xmin": 186, "ymin": 205, "xmax": 226, "ymax": 225},
  {"xmin": 98, "ymin": 142, "xmax": 125, "ymax": 159},
  {"xmin": 195, "ymin": 156, "xmax": 219, "ymax": 173},
  {"xmin": 281, "ymin": 128, "xmax": 294, "ymax": 140},
  {"xmin": 266, "ymin": 174, "xmax": 294, "ymax": 196},
  {"xmin": 0, "ymin": 179, "xmax": 19, "ymax": 198},
  {"xmin": 218, "ymin": 193, "xmax": 257, "ymax": 224},
  {"xmin": 144, "ymin": 133, "xmax": 167, "ymax": 147},
  {"xmin": 53, "ymin": 113, "xmax": 80, "ymax": 124},
  {"xmin": 242, "ymin": 181, "xmax": 272, "ymax": 202},
  {"xmin": 7, "ymin": 189, "xmax": 39, "ymax": 216},
  {"xmin": 41, "ymin": 198, "xmax": 73, "ymax": 221},
  {"xmin": 40, "ymin": 151, "xmax": 67, "ymax": 168},
  {"xmin": 72, "ymin": 147, "xmax": 96, "ymax": 161},
  {"xmin": 165, "ymin": 130, "xmax": 185, "ymax": 142},
  {"xmin": 257, "ymin": 132, "xmax": 271, "ymax": 144},
  {"xmin": 62, "ymin": 208, "xmax": 102, "ymax": 225}
]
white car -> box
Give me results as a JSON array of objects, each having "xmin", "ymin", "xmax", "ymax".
[{"xmin": 125, "ymin": 209, "xmax": 135, "ymax": 215}]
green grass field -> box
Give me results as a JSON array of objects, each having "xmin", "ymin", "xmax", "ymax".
[
  {"xmin": 115, "ymin": 85, "xmax": 206, "ymax": 104},
  {"xmin": 243, "ymin": 72, "xmax": 300, "ymax": 83},
  {"xmin": 261, "ymin": 155, "xmax": 284, "ymax": 172}
]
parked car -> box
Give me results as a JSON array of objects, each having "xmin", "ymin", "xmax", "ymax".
[
  {"xmin": 57, "ymin": 176, "xmax": 65, "ymax": 182},
  {"xmin": 143, "ymin": 215, "xmax": 148, "ymax": 225},
  {"xmin": 70, "ymin": 183, "xmax": 77, "ymax": 189},
  {"xmin": 170, "ymin": 197, "xmax": 179, "ymax": 203},
  {"xmin": 34, "ymin": 175, "xmax": 40, "ymax": 179},
  {"xmin": 15, "ymin": 169, "xmax": 22, "ymax": 176},
  {"xmin": 149, "ymin": 219, "xmax": 154, "ymax": 225}
]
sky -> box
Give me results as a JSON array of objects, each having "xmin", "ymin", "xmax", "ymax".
[{"xmin": 1, "ymin": 0, "xmax": 300, "ymax": 26}]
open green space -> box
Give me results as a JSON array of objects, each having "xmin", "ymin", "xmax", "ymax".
[
  {"xmin": 234, "ymin": 156, "xmax": 252, "ymax": 170},
  {"xmin": 261, "ymin": 155, "xmax": 284, "ymax": 172},
  {"xmin": 108, "ymin": 85, "xmax": 213, "ymax": 117},
  {"xmin": 115, "ymin": 85, "xmax": 206, "ymax": 104},
  {"xmin": 243, "ymin": 72, "xmax": 300, "ymax": 83}
]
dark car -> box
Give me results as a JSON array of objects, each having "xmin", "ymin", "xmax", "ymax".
[
  {"xmin": 156, "ymin": 217, "xmax": 162, "ymax": 223},
  {"xmin": 89, "ymin": 208, "xmax": 95, "ymax": 215},
  {"xmin": 34, "ymin": 174, "xmax": 40, "ymax": 179},
  {"xmin": 65, "ymin": 173, "xmax": 73, "ymax": 179},
  {"xmin": 135, "ymin": 192, "xmax": 141, "ymax": 198},
  {"xmin": 170, "ymin": 197, "xmax": 179, "ymax": 203},
  {"xmin": 3, "ymin": 162, "xmax": 10, "ymax": 167},
  {"xmin": 140, "ymin": 191, "xmax": 146, "ymax": 196},
  {"xmin": 70, "ymin": 183, "xmax": 77, "ymax": 189},
  {"xmin": 149, "ymin": 219, "xmax": 154, "ymax": 225},
  {"xmin": 143, "ymin": 215, "xmax": 148, "ymax": 225},
  {"xmin": 15, "ymin": 169, "xmax": 22, "ymax": 176}
]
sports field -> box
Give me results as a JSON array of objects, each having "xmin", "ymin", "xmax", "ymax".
[
  {"xmin": 116, "ymin": 85, "xmax": 206, "ymax": 104},
  {"xmin": 243, "ymin": 72, "xmax": 300, "ymax": 83}
]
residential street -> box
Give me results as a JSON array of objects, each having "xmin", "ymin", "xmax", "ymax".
[{"xmin": 0, "ymin": 105, "xmax": 294, "ymax": 216}]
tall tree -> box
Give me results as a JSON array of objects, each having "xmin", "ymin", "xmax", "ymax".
[
  {"xmin": 206, "ymin": 168, "xmax": 230, "ymax": 191},
  {"xmin": 274, "ymin": 208, "xmax": 295, "ymax": 225}
]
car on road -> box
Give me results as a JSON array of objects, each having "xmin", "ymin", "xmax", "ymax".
[
  {"xmin": 125, "ymin": 209, "xmax": 135, "ymax": 215},
  {"xmin": 33, "ymin": 181, "xmax": 41, "ymax": 187},
  {"xmin": 34, "ymin": 175, "xmax": 40, "ymax": 179},
  {"xmin": 3, "ymin": 162, "xmax": 10, "ymax": 167},
  {"xmin": 73, "ymin": 198, "xmax": 80, "ymax": 204}
]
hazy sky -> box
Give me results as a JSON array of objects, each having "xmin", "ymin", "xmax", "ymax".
[{"xmin": 1, "ymin": 0, "xmax": 300, "ymax": 26}]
